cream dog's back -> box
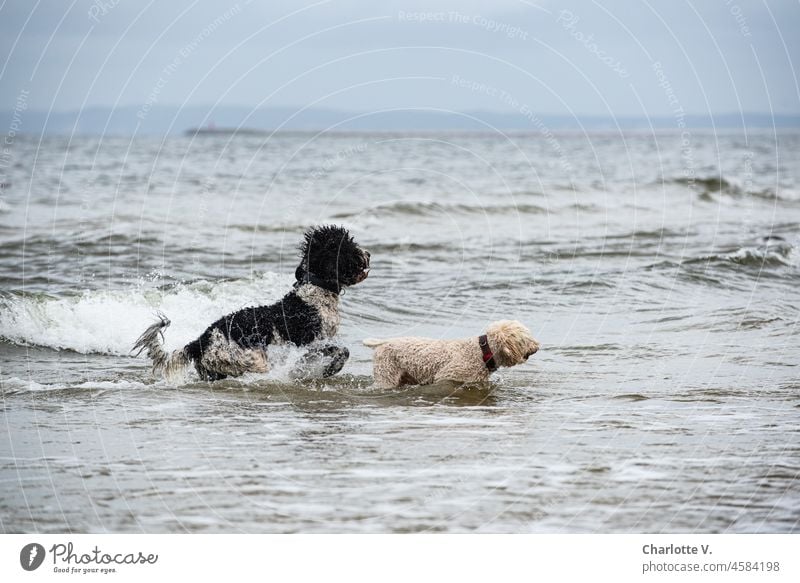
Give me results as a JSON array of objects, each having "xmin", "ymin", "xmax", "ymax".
[
  {"xmin": 364, "ymin": 336, "xmax": 486, "ymax": 387},
  {"xmin": 364, "ymin": 320, "xmax": 540, "ymax": 388}
]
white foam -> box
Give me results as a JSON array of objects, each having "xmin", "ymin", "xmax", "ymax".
[
  {"xmin": 0, "ymin": 377, "xmax": 152, "ymax": 392},
  {"xmin": 0, "ymin": 272, "xmax": 289, "ymax": 356},
  {"xmin": 1, "ymin": 377, "xmax": 52, "ymax": 392},
  {"xmin": 727, "ymin": 242, "xmax": 796, "ymax": 267}
]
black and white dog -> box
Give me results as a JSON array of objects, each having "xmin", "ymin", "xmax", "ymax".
[{"xmin": 133, "ymin": 225, "xmax": 370, "ymax": 381}]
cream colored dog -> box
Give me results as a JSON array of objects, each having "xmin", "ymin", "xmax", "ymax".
[{"xmin": 363, "ymin": 320, "xmax": 540, "ymax": 388}]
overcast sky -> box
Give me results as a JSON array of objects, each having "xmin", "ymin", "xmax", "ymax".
[{"xmin": 1, "ymin": 0, "xmax": 798, "ymax": 117}]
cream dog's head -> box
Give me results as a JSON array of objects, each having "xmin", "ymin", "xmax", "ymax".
[{"xmin": 486, "ymin": 320, "xmax": 540, "ymax": 367}]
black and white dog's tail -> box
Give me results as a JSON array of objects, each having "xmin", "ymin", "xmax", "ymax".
[{"xmin": 132, "ymin": 313, "xmax": 191, "ymax": 381}]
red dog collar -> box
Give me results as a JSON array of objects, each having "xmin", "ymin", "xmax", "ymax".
[{"xmin": 478, "ymin": 334, "xmax": 497, "ymax": 372}]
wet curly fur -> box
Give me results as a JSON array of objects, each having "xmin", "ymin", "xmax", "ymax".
[
  {"xmin": 364, "ymin": 320, "xmax": 540, "ymax": 388},
  {"xmin": 133, "ymin": 225, "xmax": 370, "ymax": 381}
]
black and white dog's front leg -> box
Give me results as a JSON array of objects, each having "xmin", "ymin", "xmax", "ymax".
[{"xmin": 289, "ymin": 343, "xmax": 350, "ymax": 380}]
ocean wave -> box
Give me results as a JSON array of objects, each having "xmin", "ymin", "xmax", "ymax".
[
  {"xmin": 725, "ymin": 245, "xmax": 795, "ymax": 267},
  {"xmin": 641, "ymin": 239, "xmax": 796, "ymax": 289},
  {"xmin": 747, "ymin": 187, "xmax": 800, "ymax": 203},
  {"xmin": 669, "ymin": 175, "xmax": 800, "ymax": 203},
  {"xmin": 684, "ymin": 241, "xmax": 795, "ymax": 269},
  {"xmin": 0, "ymin": 232, "xmax": 166, "ymax": 254},
  {"xmin": 331, "ymin": 200, "xmax": 548, "ymax": 219},
  {"xmin": 0, "ymin": 376, "xmax": 152, "ymax": 395},
  {"xmin": 367, "ymin": 241, "xmax": 459, "ymax": 253},
  {"xmin": 672, "ymin": 176, "xmax": 737, "ymax": 193},
  {"xmin": 598, "ymin": 227, "xmax": 692, "ymax": 241},
  {"xmin": 0, "ymin": 272, "xmax": 288, "ymax": 355},
  {"xmin": 227, "ymin": 222, "xmax": 307, "ymax": 234}
]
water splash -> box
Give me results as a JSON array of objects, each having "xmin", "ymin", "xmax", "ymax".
[{"xmin": 0, "ymin": 272, "xmax": 288, "ymax": 355}]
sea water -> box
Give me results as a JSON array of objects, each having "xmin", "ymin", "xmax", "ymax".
[{"xmin": 1, "ymin": 131, "xmax": 798, "ymax": 532}]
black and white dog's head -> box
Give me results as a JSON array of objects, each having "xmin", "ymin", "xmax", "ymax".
[{"xmin": 296, "ymin": 225, "xmax": 370, "ymax": 291}]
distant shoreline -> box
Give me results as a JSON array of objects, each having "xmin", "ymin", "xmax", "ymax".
[
  {"xmin": 185, "ymin": 127, "xmax": 269, "ymax": 136},
  {"xmin": 2, "ymin": 106, "xmax": 798, "ymax": 136},
  {"xmin": 6, "ymin": 128, "xmax": 800, "ymax": 139}
]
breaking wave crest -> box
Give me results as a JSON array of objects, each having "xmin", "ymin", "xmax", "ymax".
[
  {"xmin": 670, "ymin": 175, "xmax": 800, "ymax": 203},
  {"xmin": 684, "ymin": 240, "xmax": 796, "ymax": 269},
  {"xmin": 0, "ymin": 272, "xmax": 288, "ymax": 356}
]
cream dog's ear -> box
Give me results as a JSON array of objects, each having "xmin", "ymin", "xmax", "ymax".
[{"xmin": 504, "ymin": 336, "xmax": 527, "ymax": 365}]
